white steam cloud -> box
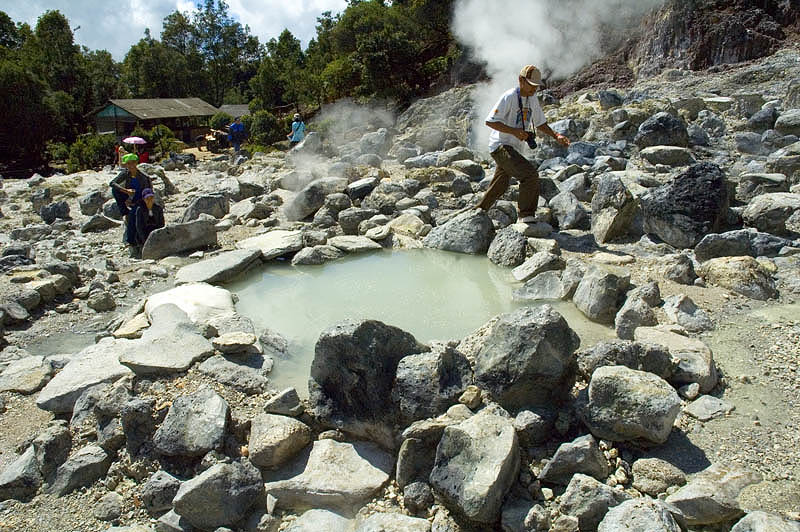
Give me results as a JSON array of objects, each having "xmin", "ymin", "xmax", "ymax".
[{"xmin": 453, "ymin": 0, "xmax": 665, "ymax": 152}]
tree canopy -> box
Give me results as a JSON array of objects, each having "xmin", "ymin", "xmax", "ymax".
[{"xmin": 1, "ymin": 0, "xmax": 464, "ymax": 171}]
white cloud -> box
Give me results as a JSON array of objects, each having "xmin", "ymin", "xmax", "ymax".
[{"xmin": 3, "ymin": 0, "xmax": 348, "ymax": 60}]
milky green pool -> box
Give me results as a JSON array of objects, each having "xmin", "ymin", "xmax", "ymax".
[{"xmin": 228, "ymin": 248, "xmax": 614, "ymax": 396}]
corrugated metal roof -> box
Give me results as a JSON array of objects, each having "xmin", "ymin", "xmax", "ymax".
[
  {"xmin": 218, "ymin": 104, "xmax": 251, "ymax": 117},
  {"xmin": 108, "ymin": 98, "xmax": 218, "ymax": 119}
]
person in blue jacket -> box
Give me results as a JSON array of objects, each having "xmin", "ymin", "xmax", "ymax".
[
  {"xmin": 287, "ymin": 113, "xmax": 305, "ymax": 148},
  {"xmin": 110, "ymin": 153, "xmax": 153, "ymax": 257},
  {"xmin": 228, "ymin": 116, "xmax": 246, "ymax": 152}
]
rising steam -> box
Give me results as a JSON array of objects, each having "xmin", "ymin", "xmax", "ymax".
[{"xmin": 452, "ymin": 0, "xmax": 665, "ymax": 152}]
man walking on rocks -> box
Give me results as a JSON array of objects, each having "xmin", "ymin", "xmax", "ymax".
[{"xmin": 477, "ymin": 65, "xmax": 570, "ymax": 222}]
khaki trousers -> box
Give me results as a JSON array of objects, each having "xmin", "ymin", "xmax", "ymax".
[{"xmin": 478, "ymin": 145, "xmax": 540, "ymax": 218}]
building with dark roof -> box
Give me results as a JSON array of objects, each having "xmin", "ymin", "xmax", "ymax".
[{"xmin": 94, "ymin": 98, "xmax": 219, "ymax": 142}]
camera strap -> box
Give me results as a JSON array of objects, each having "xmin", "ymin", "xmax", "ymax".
[{"xmin": 516, "ymin": 88, "xmax": 528, "ymax": 129}]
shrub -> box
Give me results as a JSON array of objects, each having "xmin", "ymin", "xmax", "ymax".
[
  {"xmin": 243, "ymin": 110, "xmax": 284, "ymax": 146},
  {"xmin": 46, "ymin": 141, "xmax": 70, "ymax": 162},
  {"xmin": 66, "ymin": 133, "xmax": 117, "ymax": 173},
  {"xmin": 129, "ymin": 125, "xmax": 181, "ymax": 159},
  {"xmin": 210, "ymin": 111, "xmax": 234, "ymax": 131}
]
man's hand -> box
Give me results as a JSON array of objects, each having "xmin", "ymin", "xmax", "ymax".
[
  {"xmin": 513, "ymin": 129, "xmax": 529, "ymax": 141},
  {"xmin": 125, "ymin": 188, "xmax": 135, "ymax": 196},
  {"xmin": 555, "ymin": 133, "xmax": 570, "ymax": 147}
]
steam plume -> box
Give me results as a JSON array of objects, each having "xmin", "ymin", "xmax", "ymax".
[{"xmin": 452, "ymin": 0, "xmax": 665, "ymax": 152}]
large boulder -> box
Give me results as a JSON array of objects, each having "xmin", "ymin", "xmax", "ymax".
[
  {"xmin": 429, "ymin": 408, "xmax": 520, "ymax": 524},
  {"xmin": 576, "ymin": 340, "xmax": 674, "ymax": 381},
  {"xmin": 487, "ymin": 227, "xmax": 528, "ymax": 267},
  {"xmin": 47, "ymin": 445, "xmax": 111, "ymax": 496},
  {"xmin": 141, "ymin": 219, "xmax": 218, "ymax": 260},
  {"xmin": 694, "ymin": 229, "xmax": 795, "ymax": 262},
  {"xmin": 144, "ymin": 282, "xmax": 236, "ymax": 327},
  {"xmin": 264, "ymin": 439, "xmax": 393, "ymax": 511},
  {"xmin": 237, "ymin": 230, "xmax": 305, "ymax": 260},
  {"xmin": 152, "ymin": 388, "xmax": 229, "ymax": 456},
  {"xmin": 422, "ymin": 210, "xmax": 495, "ymax": 254},
  {"xmin": 284, "ymin": 177, "xmax": 348, "ymax": 221},
  {"xmin": 578, "ymin": 365, "xmax": 682, "ymax": 444},
  {"xmin": 634, "ymin": 112, "xmax": 689, "ymax": 148},
  {"xmin": 549, "ymin": 191, "xmax": 589, "ymax": 230},
  {"xmin": 538, "ymin": 434, "xmax": 609, "ymax": 485},
  {"xmin": 175, "ymin": 248, "xmax": 262, "ymax": 285},
  {"xmin": 639, "ymin": 163, "xmax": 730, "ymax": 248},
  {"xmin": 573, "ymin": 266, "xmax": 630, "ymax": 325},
  {"xmin": 180, "ymin": 193, "xmax": 229, "ymax": 222},
  {"xmin": 172, "ymin": 459, "xmax": 264, "ymax": 530},
  {"xmin": 0, "ymin": 446, "xmax": 42, "ymax": 501},
  {"xmin": 309, "ymin": 320, "xmax": 425, "ymax": 448},
  {"xmin": 731, "ymin": 511, "xmax": 800, "ymax": 532},
  {"xmin": 634, "ymin": 326, "xmax": 718, "ymax": 393},
  {"xmin": 742, "ymin": 192, "xmax": 800, "ymax": 236},
  {"xmin": 775, "ymin": 109, "xmax": 800, "ymax": 137},
  {"xmin": 697, "ymin": 256, "xmax": 777, "ymax": 300},
  {"xmin": 598, "ymin": 498, "xmax": 682, "ymax": 532},
  {"xmin": 391, "ymin": 344, "xmax": 472, "ymax": 424},
  {"xmin": 469, "ymin": 306, "xmax": 580, "ymax": 410},
  {"xmin": 665, "ymin": 463, "xmax": 762, "ymax": 526},
  {"xmin": 591, "ymin": 174, "xmax": 638, "ymax": 244},
  {"xmin": 559, "ymin": 473, "xmax": 631, "ymax": 531},
  {"xmin": 248, "ymin": 414, "xmax": 312, "ymax": 469}
]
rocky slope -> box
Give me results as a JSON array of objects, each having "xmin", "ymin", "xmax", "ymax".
[{"xmin": 0, "ymin": 43, "xmax": 799, "ymax": 532}]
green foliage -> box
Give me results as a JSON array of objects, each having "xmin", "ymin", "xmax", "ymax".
[
  {"xmin": 210, "ymin": 112, "xmax": 234, "ymax": 130},
  {"xmin": 65, "ymin": 133, "xmax": 117, "ymax": 172},
  {"xmin": 242, "ymin": 110, "xmax": 284, "ymax": 145},
  {"xmin": 130, "ymin": 124, "xmax": 181, "ymax": 158},
  {"xmin": 46, "ymin": 141, "xmax": 69, "ymax": 161},
  {"xmin": 0, "ymin": 58, "xmax": 53, "ymax": 166}
]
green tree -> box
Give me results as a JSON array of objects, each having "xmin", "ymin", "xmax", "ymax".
[
  {"xmin": 81, "ymin": 49, "xmax": 122, "ymax": 112},
  {"xmin": 0, "ymin": 59, "xmax": 53, "ymax": 166},
  {"xmin": 121, "ymin": 31, "xmax": 193, "ymax": 98}
]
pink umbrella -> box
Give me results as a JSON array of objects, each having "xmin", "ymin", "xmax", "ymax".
[{"xmin": 122, "ymin": 136, "xmax": 146, "ymax": 145}]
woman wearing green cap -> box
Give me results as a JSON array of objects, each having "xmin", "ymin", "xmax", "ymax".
[{"xmin": 110, "ymin": 153, "xmax": 154, "ymax": 257}]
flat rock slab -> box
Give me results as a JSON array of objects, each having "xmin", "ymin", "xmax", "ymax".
[
  {"xmin": 47, "ymin": 445, "xmax": 111, "ymax": 496},
  {"xmin": 0, "ymin": 355, "xmax": 53, "ymax": 394},
  {"xmin": 286, "ymin": 509, "xmax": 352, "ymax": 532},
  {"xmin": 141, "ymin": 219, "xmax": 217, "ymax": 260},
  {"xmin": 237, "ymin": 230, "xmax": 304, "ymax": 260},
  {"xmin": 684, "ymin": 395, "xmax": 735, "ymax": 421},
  {"xmin": 327, "ymin": 235, "xmax": 383, "ymax": 253},
  {"xmin": 36, "ymin": 338, "xmax": 134, "ymax": 413},
  {"xmin": 197, "ymin": 355, "xmax": 268, "ymax": 395},
  {"xmin": 264, "ymin": 439, "xmax": 393, "ymax": 512},
  {"xmin": 175, "ymin": 249, "xmax": 262, "ymax": 285},
  {"xmin": 118, "ymin": 304, "xmax": 214, "ymax": 375},
  {"xmin": 145, "ymin": 282, "xmax": 236, "ymax": 326}
]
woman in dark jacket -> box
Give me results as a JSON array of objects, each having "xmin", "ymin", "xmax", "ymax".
[{"xmin": 110, "ymin": 153, "xmax": 153, "ymax": 256}]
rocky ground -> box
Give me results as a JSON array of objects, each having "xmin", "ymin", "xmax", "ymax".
[{"xmin": 0, "ymin": 45, "xmax": 800, "ymax": 532}]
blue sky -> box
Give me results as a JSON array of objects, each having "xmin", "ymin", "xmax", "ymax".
[{"xmin": 3, "ymin": 0, "xmax": 349, "ymax": 60}]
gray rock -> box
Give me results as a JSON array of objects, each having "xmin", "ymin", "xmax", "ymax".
[
  {"xmin": 153, "ymin": 388, "xmax": 229, "ymax": 456},
  {"xmin": 775, "ymin": 109, "xmax": 800, "ymax": 137},
  {"xmin": 142, "ymin": 470, "xmax": 181, "ymax": 514},
  {"xmin": 197, "ymin": 355, "xmax": 268, "ymax": 394},
  {"xmin": 264, "ymin": 388, "xmax": 304, "ymax": 416},
  {"xmin": 118, "ymin": 304, "xmax": 214, "ymax": 375},
  {"xmin": 0, "ymin": 446, "xmax": 42, "ymax": 501},
  {"xmin": 487, "ymin": 227, "xmax": 528, "ymax": 268},
  {"xmin": 36, "ymin": 338, "xmax": 134, "ymax": 413},
  {"xmin": 662, "ymin": 253, "xmax": 697, "ymax": 285},
  {"xmin": 93, "ymin": 492, "xmax": 123, "ymax": 521},
  {"xmin": 32, "ymin": 422, "xmax": 72, "ymax": 480},
  {"xmin": 573, "ymin": 266, "xmax": 630, "ymax": 325},
  {"xmin": 731, "ymin": 511, "xmax": 800, "ymax": 532},
  {"xmin": 237, "ymin": 230, "xmax": 304, "ymax": 260},
  {"xmin": 640, "ymin": 146, "xmax": 696, "ymax": 166},
  {"xmin": 39, "ymin": 201, "xmax": 70, "ymax": 224},
  {"xmin": 513, "ymin": 270, "xmax": 572, "ymax": 301},
  {"xmin": 559, "ymin": 473, "xmax": 631, "ymax": 531},
  {"xmin": 736, "ymin": 132, "xmax": 765, "ymax": 155},
  {"xmin": 640, "ymin": 163, "xmax": 730, "ymax": 248},
  {"xmin": 354, "ymin": 513, "xmax": 431, "ymax": 532},
  {"xmin": 81, "ymin": 214, "xmax": 120, "ymax": 233},
  {"xmin": 403, "ymin": 482, "xmax": 435, "ymax": 516},
  {"xmin": 284, "ymin": 177, "xmax": 348, "ymax": 221},
  {"xmin": 264, "ymin": 439, "xmax": 392, "ymax": 511},
  {"xmin": 175, "ymin": 249, "xmax": 262, "ymax": 285},
  {"xmin": 309, "ymin": 320, "xmax": 424, "ymax": 448},
  {"xmin": 339, "ymin": 207, "xmax": 380, "ymax": 235},
  {"xmin": 141, "ymin": 219, "xmax": 218, "ymax": 261},
  {"xmin": 538, "ymin": 434, "xmax": 609, "ymax": 485},
  {"xmin": 291, "ymin": 245, "xmax": 344, "ymax": 265},
  {"xmin": 592, "ymin": 174, "xmax": 638, "ymax": 244},
  {"xmin": 632, "ymin": 458, "xmax": 687, "ymax": 496},
  {"xmin": 0, "ymin": 355, "xmax": 53, "ymax": 393},
  {"xmin": 120, "ymin": 398, "xmax": 157, "ymax": 456},
  {"xmin": 742, "ymin": 192, "xmax": 800, "ymax": 236},
  {"xmin": 559, "ymin": 172, "xmax": 592, "ymax": 202},
  {"xmin": 500, "ymin": 497, "xmax": 533, "ymax": 532},
  {"xmin": 327, "ymin": 235, "xmax": 383, "ymax": 253},
  {"xmin": 665, "ymin": 463, "xmax": 762, "ymax": 526},
  {"xmin": 577, "ymin": 340, "xmax": 674, "ymax": 381},
  {"xmin": 512, "ymin": 409, "xmax": 555, "ymax": 446},
  {"xmin": 634, "ymin": 326, "xmax": 718, "ymax": 393},
  {"xmin": 347, "ymin": 177, "xmax": 379, "ymax": 200},
  {"xmin": 156, "ymin": 509, "xmax": 194, "ymax": 532},
  {"xmin": 684, "ymin": 395, "xmax": 735, "ymax": 421},
  {"xmin": 471, "ymin": 305, "xmax": 580, "ymax": 410},
  {"xmin": 173, "ymin": 459, "xmax": 264, "ymax": 530},
  {"xmin": 87, "ymin": 290, "xmax": 116, "ymax": 312},
  {"xmin": 79, "ymin": 190, "xmax": 107, "ymax": 216},
  {"xmin": 180, "ymin": 193, "xmax": 229, "ymax": 222},
  {"xmin": 423, "ymin": 210, "xmax": 495, "ymax": 255},
  {"xmin": 737, "ymin": 173, "xmax": 789, "ymax": 202},
  {"xmin": 549, "ymin": 191, "xmax": 589, "ymax": 230},
  {"xmin": 429, "ymin": 409, "xmax": 520, "ymax": 523},
  {"xmin": 392, "ymin": 344, "xmax": 472, "ymax": 424},
  {"xmin": 634, "ymin": 112, "xmax": 689, "ymax": 148},
  {"xmin": 511, "ymin": 252, "xmax": 565, "ymax": 282},
  {"xmin": 47, "ymin": 445, "xmax": 111, "ymax": 496},
  {"xmin": 615, "ymin": 296, "xmax": 658, "ymax": 340},
  {"xmin": 695, "ymin": 230, "xmax": 754, "ymax": 262},
  {"xmin": 579, "ymin": 365, "xmax": 682, "ymax": 444},
  {"xmin": 598, "ymin": 498, "xmax": 681, "ymax": 532},
  {"xmin": 663, "ymin": 294, "xmax": 714, "ymax": 332},
  {"xmin": 698, "ymin": 256, "xmax": 777, "ymax": 300},
  {"xmin": 285, "ymin": 509, "xmax": 351, "ymax": 532},
  {"xmin": 248, "ymin": 414, "xmax": 312, "ymax": 469}
]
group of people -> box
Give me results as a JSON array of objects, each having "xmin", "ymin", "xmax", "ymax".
[
  {"xmin": 226, "ymin": 113, "xmax": 306, "ymax": 153},
  {"xmin": 110, "ymin": 153, "xmax": 165, "ymax": 258}
]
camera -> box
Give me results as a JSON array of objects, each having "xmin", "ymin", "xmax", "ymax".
[{"xmin": 525, "ymin": 131, "xmax": 537, "ymax": 150}]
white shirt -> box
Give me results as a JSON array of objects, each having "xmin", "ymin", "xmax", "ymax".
[{"xmin": 486, "ymin": 87, "xmax": 547, "ymax": 153}]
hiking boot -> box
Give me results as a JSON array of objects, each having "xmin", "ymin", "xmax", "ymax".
[{"xmin": 128, "ymin": 246, "xmax": 141, "ymax": 259}]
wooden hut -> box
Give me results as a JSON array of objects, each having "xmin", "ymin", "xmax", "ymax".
[{"xmin": 94, "ymin": 98, "xmax": 218, "ymax": 142}]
